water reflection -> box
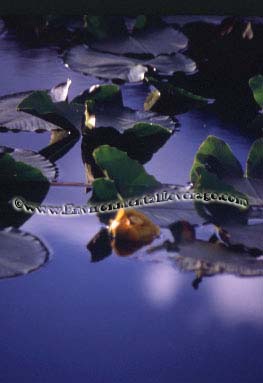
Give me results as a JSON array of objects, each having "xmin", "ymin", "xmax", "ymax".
[
  {"xmin": 142, "ymin": 263, "xmax": 183, "ymax": 307},
  {"xmin": 209, "ymin": 275, "xmax": 263, "ymax": 324}
]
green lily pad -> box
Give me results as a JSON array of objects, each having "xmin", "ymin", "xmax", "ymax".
[
  {"xmin": 92, "ymin": 145, "xmax": 161, "ymax": 200},
  {"xmin": 0, "ymin": 91, "xmax": 60, "ymax": 133},
  {"xmin": 18, "ymin": 91, "xmax": 84, "ymax": 132},
  {"xmin": 191, "ymin": 135, "xmax": 243, "ymax": 183},
  {"xmin": 74, "ymin": 83, "xmax": 175, "ymax": 132},
  {"xmin": 0, "ymin": 147, "xmax": 56, "ymax": 229},
  {"xmin": 246, "ymin": 138, "xmax": 263, "ymax": 179},
  {"xmin": 91, "ymin": 178, "xmax": 120, "ymax": 202},
  {"xmin": 83, "ymin": 16, "xmax": 127, "ymax": 40},
  {"xmin": 0, "ymin": 79, "xmax": 72, "ymax": 133},
  {"xmin": 249, "ymin": 74, "xmax": 263, "ymax": 109},
  {"xmin": 190, "ymin": 135, "xmax": 263, "ymax": 222},
  {"xmin": 0, "ymin": 229, "xmax": 49, "ymax": 279},
  {"xmin": 81, "ymin": 121, "xmax": 173, "ymax": 184},
  {"xmin": 144, "ymin": 77, "xmax": 213, "ymax": 114}
]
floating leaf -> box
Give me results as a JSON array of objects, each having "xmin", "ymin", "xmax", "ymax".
[
  {"xmin": 18, "ymin": 91, "xmax": 84, "ymax": 132},
  {"xmin": 83, "ymin": 16, "xmax": 127, "ymax": 40},
  {"xmin": 144, "ymin": 77, "xmax": 212, "ymax": 114},
  {"xmin": 64, "ymin": 45, "xmax": 196, "ymax": 82},
  {"xmin": 246, "ymin": 138, "xmax": 263, "ymax": 179},
  {"xmin": 91, "ymin": 178, "xmax": 119, "ymax": 202},
  {"xmin": 189, "ymin": 136, "xmax": 263, "ymax": 223},
  {"xmin": 162, "ymin": 15, "xmax": 227, "ymax": 27},
  {"xmin": 75, "ymin": 84, "xmax": 175, "ymax": 132},
  {"xmin": 0, "ymin": 147, "xmax": 56, "ymax": 229},
  {"xmin": 92, "ymin": 145, "xmax": 161, "ymax": 200},
  {"xmin": 0, "ymin": 91, "xmax": 60, "ymax": 133},
  {"xmin": 146, "ymin": 54, "xmax": 196, "ymax": 76},
  {"xmin": 82, "ymin": 121, "xmax": 173, "ymax": 183},
  {"xmin": 0, "ymin": 80, "xmax": 72, "ymax": 133},
  {"xmin": 249, "ymin": 74, "xmax": 263, "ymax": 109},
  {"xmin": 0, "ymin": 229, "xmax": 49, "ymax": 279},
  {"xmin": 90, "ymin": 27, "xmax": 188, "ymax": 56},
  {"xmin": 73, "ymin": 84, "xmax": 122, "ymax": 106},
  {"xmin": 191, "ymin": 135, "xmax": 243, "ymax": 182}
]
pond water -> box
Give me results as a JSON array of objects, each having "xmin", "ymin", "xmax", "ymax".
[{"xmin": 0, "ymin": 31, "xmax": 263, "ymax": 383}]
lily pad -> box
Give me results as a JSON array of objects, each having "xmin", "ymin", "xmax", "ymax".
[
  {"xmin": 144, "ymin": 77, "xmax": 212, "ymax": 114},
  {"xmin": 249, "ymin": 74, "xmax": 263, "ymax": 109},
  {"xmin": 246, "ymin": 138, "xmax": 263, "ymax": 179},
  {"xmin": 64, "ymin": 45, "xmax": 196, "ymax": 82},
  {"xmin": 0, "ymin": 147, "xmax": 55, "ymax": 229},
  {"xmin": 74, "ymin": 83, "xmax": 175, "ymax": 131},
  {"xmin": 92, "ymin": 145, "xmax": 161, "ymax": 201},
  {"xmin": 81, "ymin": 121, "xmax": 173, "ymax": 183},
  {"xmin": 190, "ymin": 136, "xmax": 263, "ymax": 223},
  {"xmin": 0, "ymin": 229, "xmax": 49, "ymax": 279},
  {"xmin": 0, "ymin": 91, "xmax": 60, "ymax": 133},
  {"xmin": 90, "ymin": 26, "xmax": 188, "ymax": 56},
  {"xmin": 18, "ymin": 91, "xmax": 84, "ymax": 132},
  {"xmin": 162, "ymin": 15, "xmax": 227, "ymax": 27},
  {"xmin": 83, "ymin": 16, "xmax": 127, "ymax": 40},
  {"xmin": 0, "ymin": 79, "xmax": 72, "ymax": 133}
]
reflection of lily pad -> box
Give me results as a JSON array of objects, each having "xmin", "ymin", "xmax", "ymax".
[
  {"xmin": 0, "ymin": 229, "xmax": 49, "ymax": 279},
  {"xmin": 172, "ymin": 241, "xmax": 263, "ymax": 277},
  {"xmin": 142, "ymin": 198, "xmax": 206, "ymax": 227},
  {"xmin": 64, "ymin": 45, "xmax": 196, "ymax": 82},
  {"xmin": 172, "ymin": 240, "xmax": 263, "ymax": 278},
  {"xmin": 224, "ymin": 223, "xmax": 263, "ymax": 253},
  {"xmin": 0, "ymin": 147, "xmax": 56, "ymax": 229},
  {"xmin": 163, "ymin": 15, "xmax": 227, "ymax": 26}
]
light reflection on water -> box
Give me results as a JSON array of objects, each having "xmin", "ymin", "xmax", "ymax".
[{"xmin": 0, "ymin": 30, "xmax": 263, "ymax": 383}]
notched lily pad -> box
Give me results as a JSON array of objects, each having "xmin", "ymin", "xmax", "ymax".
[
  {"xmin": 18, "ymin": 91, "xmax": 84, "ymax": 132},
  {"xmin": 249, "ymin": 74, "xmax": 263, "ymax": 109},
  {"xmin": 0, "ymin": 91, "xmax": 60, "ymax": 133},
  {"xmin": 246, "ymin": 138, "xmax": 263, "ymax": 179},
  {"xmin": 76, "ymin": 83, "xmax": 175, "ymax": 132},
  {"xmin": 144, "ymin": 77, "xmax": 212, "ymax": 114},
  {"xmin": 0, "ymin": 229, "xmax": 49, "ymax": 279},
  {"xmin": 90, "ymin": 26, "xmax": 188, "ymax": 56},
  {"xmin": 64, "ymin": 45, "xmax": 196, "ymax": 82},
  {"xmin": 0, "ymin": 147, "xmax": 56, "ymax": 229},
  {"xmin": 0, "ymin": 80, "xmax": 72, "ymax": 133},
  {"xmin": 92, "ymin": 145, "xmax": 161, "ymax": 200}
]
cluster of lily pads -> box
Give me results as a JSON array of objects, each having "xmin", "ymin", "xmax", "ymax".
[{"xmin": 1, "ymin": 15, "xmax": 263, "ymax": 286}]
